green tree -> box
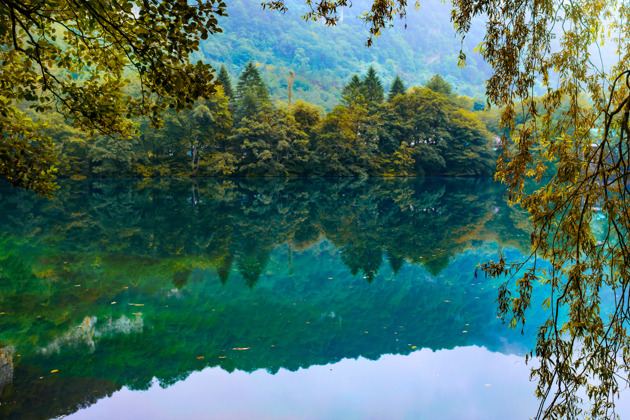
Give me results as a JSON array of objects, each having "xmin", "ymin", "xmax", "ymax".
[
  {"xmin": 217, "ymin": 65, "xmax": 234, "ymax": 99},
  {"xmin": 192, "ymin": 87, "xmax": 234, "ymax": 175},
  {"xmin": 291, "ymin": 100, "xmax": 323, "ymax": 135},
  {"xmin": 362, "ymin": 66, "xmax": 385, "ymax": 104},
  {"xmin": 0, "ymin": 0, "xmax": 226, "ymax": 196},
  {"xmin": 391, "ymin": 87, "xmax": 452, "ymax": 146},
  {"xmin": 340, "ymin": 75, "xmax": 368, "ymax": 109},
  {"xmin": 232, "ymin": 108, "xmax": 310, "ymax": 176},
  {"xmin": 234, "ymin": 61, "xmax": 272, "ymax": 121},
  {"xmin": 314, "ymin": 104, "xmax": 378, "ymax": 176},
  {"xmin": 425, "ymin": 74, "xmax": 453, "ymax": 97},
  {"xmin": 440, "ymin": 109, "xmax": 496, "ymax": 176},
  {"xmin": 388, "ymin": 75, "xmax": 407, "ymax": 101},
  {"xmin": 89, "ymin": 137, "xmax": 137, "ymax": 177}
]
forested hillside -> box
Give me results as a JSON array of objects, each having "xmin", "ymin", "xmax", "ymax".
[
  {"xmin": 44, "ymin": 66, "xmax": 498, "ymax": 179},
  {"xmin": 198, "ymin": 0, "xmax": 491, "ymax": 109},
  {"xmin": 15, "ymin": 1, "xmax": 501, "ymax": 183}
]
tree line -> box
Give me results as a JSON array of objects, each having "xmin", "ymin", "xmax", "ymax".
[{"xmin": 42, "ymin": 63, "xmax": 498, "ymax": 179}]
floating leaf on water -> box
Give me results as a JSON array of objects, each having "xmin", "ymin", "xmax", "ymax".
[
  {"xmin": 111, "ymin": 302, "xmax": 116, "ymax": 305},
  {"xmin": 129, "ymin": 303, "xmax": 144, "ymax": 306},
  {"xmin": 219, "ymin": 356, "xmax": 227, "ymax": 359},
  {"xmin": 196, "ymin": 356, "xmax": 204, "ymax": 359},
  {"xmin": 51, "ymin": 369, "xmax": 58, "ymax": 373},
  {"xmin": 232, "ymin": 347, "xmax": 250, "ymax": 351}
]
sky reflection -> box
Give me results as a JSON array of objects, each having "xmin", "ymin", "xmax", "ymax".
[{"xmin": 66, "ymin": 346, "xmax": 536, "ymax": 420}]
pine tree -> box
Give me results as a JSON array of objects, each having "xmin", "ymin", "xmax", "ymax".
[
  {"xmin": 341, "ymin": 74, "xmax": 367, "ymax": 108},
  {"xmin": 388, "ymin": 75, "xmax": 406, "ymax": 101},
  {"xmin": 362, "ymin": 66, "xmax": 384, "ymax": 104},
  {"xmin": 234, "ymin": 61, "xmax": 271, "ymax": 120},
  {"xmin": 217, "ymin": 64, "xmax": 234, "ymax": 98}
]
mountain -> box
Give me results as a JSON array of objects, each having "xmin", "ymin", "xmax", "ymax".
[{"xmin": 197, "ymin": 0, "xmax": 491, "ymax": 110}]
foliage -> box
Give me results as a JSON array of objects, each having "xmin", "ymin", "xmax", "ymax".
[
  {"xmin": 341, "ymin": 74, "xmax": 368, "ymax": 109},
  {"xmin": 425, "ymin": 74, "xmax": 453, "ymax": 97},
  {"xmin": 0, "ymin": 101, "xmax": 59, "ymax": 195},
  {"xmin": 291, "ymin": 100, "xmax": 323, "ymax": 134},
  {"xmin": 234, "ymin": 61, "xmax": 272, "ymax": 121},
  {"xmin": 0, "ymin": 0, "xmax": 227, "ymax": 196},
  {"xmin": 217, "ymin": 64, "xmax": 234, "ymax": 99},
  {"xmin": 232, "ymin": 107, "xmax": 310, "ymax": 176},
  {"xmin": 260, "ymin": 0, "xmax": 630, "ymax": 417},
  {"xmin": 388, "ymin": 75, "xmax": 406, "ymax": 101},
  {"xmin": 28, "ymin": 62, "xmax": 496, "ymax": 179},
  {"xmin": 362, "ymin": 66, "xmax": 385, "ymax": 104}
]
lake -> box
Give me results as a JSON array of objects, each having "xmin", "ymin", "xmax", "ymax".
[{"xmin": 0, "ymin": 177, "xmax": 601, "ymax": 419}]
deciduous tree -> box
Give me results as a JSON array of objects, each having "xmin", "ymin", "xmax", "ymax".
[{"xmin": 0, "ymin": 0, "xmax": 226, "ymax": 196}]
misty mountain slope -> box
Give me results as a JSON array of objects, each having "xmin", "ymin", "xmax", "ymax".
[{"xmin": 198, "ymin": 0, "xmax": 491, "ymax": 109}]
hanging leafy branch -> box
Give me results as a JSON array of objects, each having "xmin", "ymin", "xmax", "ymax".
[{"xmin": 0, "ymin": 0, "xmax": 226, "ymax": 196}]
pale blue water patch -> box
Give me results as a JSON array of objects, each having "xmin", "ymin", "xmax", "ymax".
[{"xmin": 65, "ymin": 347, "xmax": 536, "ymax": 420}]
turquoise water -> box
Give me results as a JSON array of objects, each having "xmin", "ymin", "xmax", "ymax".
[{"xmin": 0, "ymin": 178, "xmax": 554, "ymax": 419}]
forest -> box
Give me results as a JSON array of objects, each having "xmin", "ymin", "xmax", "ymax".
[{"xmin": 34, "ymin": 64, "xmax": 499, "ymax": 180}]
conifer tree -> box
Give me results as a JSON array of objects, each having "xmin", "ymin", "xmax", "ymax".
[
  {"xmin": 388, "ymin": 75, "xmax": 406, "ymax": 101},
  {"xmin": 217, "ymin": 64, "xmax": 234, "ymax": 99},
  {"xmin": 362, "ymin": 66, "xmax": 384, "ymax": 104},
  {"xmin": 341, "ymin": 74, "xmax": 367, "ymax": 108},
  {"xmin": 234, "ymin": 61, "xmax": 271, "ymax": 120}
]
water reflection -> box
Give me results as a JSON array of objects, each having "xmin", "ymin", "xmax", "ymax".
[
  {"xmin": 67, "ymin": 348, "xmax": 537, "ymax": 420},
  {"xmin": 0, "ymin": 178, "xmax": 535, "ymax": 419}
]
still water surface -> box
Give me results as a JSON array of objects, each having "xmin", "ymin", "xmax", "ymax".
[{"xmin": 0, "ymin": 178, "xmax": 607, "ymax": 419}]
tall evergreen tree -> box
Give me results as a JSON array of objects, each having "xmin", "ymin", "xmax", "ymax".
[
  {"xmin": 388, "ymin": 75, "xmax": 406, "ymax": 101},
  {"xmin": 362, "ymin": 66, "xmax": 384, "ymax": 104},
  {"xmin": 341, "ymin": 74, "xmax": 367, "ymax": 108},
  {"xmin": 234, "ymin": 61, "xmax": 271, "ymax": 120},
  {"xmin": 217, "ymin": 64, "xmax": 234, "ymax": 98}
]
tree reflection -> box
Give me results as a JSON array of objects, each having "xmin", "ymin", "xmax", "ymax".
[
  {"xmin": 1, "ymin": 177, "xmax": 531, "ymax": 288},
  {"xmin": 0, "ymin": 178, "xmax": 536, "ymax": 420}
]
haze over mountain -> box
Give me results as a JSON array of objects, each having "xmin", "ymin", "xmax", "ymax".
[{"xmin": 197, "ymin": 0, "xmax": 491, "ymax": 109}]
